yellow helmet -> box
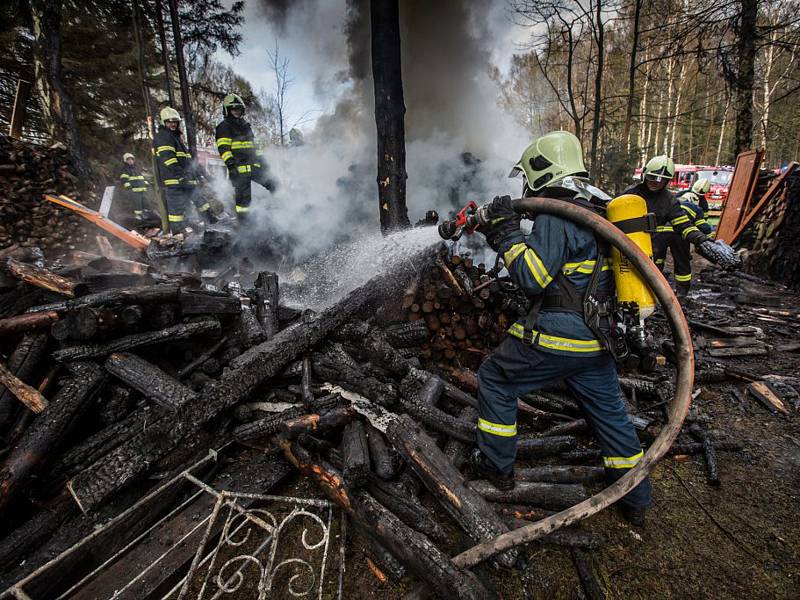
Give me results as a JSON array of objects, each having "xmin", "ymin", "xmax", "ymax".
[
  {"xmin": 160, "ymin": 106, "xmax": 181, "ymax": 125},
  {"xmin": 692, "ymin": 177, "xmax": 711, "ymax": 194},
  {"xmin": 122, "ymin": 152, "xmax": 135, "ymax": 162},
  {"xmin": 642, "ymin": 155, "xmax": 675, "ymax": 182},
  {"xmin": 223, "ymin": 93, "xmax": 246, "ymax": 117},
  {"xmin": 509, "ymin": 131, "xmax": 588, "ymax": 192}
]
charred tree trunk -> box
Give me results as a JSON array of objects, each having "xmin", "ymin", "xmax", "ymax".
[
  {"xmin": 29, "ymin": 0, "xmax": 89, "ymax": 177},
  {"xmin": 152, "ymin": 0, "xmax": 176, "ymax": 106},
  {"xmin": 370, "ymin": 0, "xmax": 410, "ymax": 234},
  {"xmin": 166, "ymin": 0, "xmax": 196, "ymax": 156},
  {"xmin": 732, "ymin": 0, "xmax": 758, "ymax": 157},
  {"xmin": 105, "ymin": 352, "xmax": 196, "ymax": 411}
]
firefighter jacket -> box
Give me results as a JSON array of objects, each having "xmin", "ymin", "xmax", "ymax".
[
  {"xmin": 495, "ymin": 191, "xmax": 614, "ymax": 357},
  {"xmin": 215, "ymin": 116, "xmax": 264, "ymax": 176},
  {"xmin": 119, "ymin": 163, "xmax": 149, "ymax": 198},
  {"xmin": 153, "ymin": 126, "xmax": 197, "ymax": 187},
  {"xmin": 678, "ymin": 199, "xmax": 712, "ymax": 235},
  {"xmin": 625, "ymin": 182, "xmax": 709, "ymax": 245}
]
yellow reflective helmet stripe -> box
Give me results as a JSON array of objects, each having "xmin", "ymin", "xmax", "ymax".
[
  {"xmin": 477, "ymin": 418, "xmax": 517, "ymax": 437},
  {"xmin": 603, "ymin": 450, "xmax": 643, "ymax": 469},
  {"xmin": 503, "ymin": 243, "xmax": 526, "ymax": 266},
  {"xmin": 674, "ymin": 273, "xmax": 692, "ymax": 282}
]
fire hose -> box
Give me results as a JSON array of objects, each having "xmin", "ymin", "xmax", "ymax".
[{"xmin": 417, "ymin": 196, "xmax": 694, "ymax": 584}]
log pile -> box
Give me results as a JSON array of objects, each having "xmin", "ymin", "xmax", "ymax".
[
  {"xmin": 0, "ymin": 246, "xmax": 755, "ymax": 597},
  {"xmin": 403, "ymin": 253, "xmax": 530, "ymax": 372},
  {"xmin": 0, "ymin": 135, "xmax": 95, "ymax": 252}
]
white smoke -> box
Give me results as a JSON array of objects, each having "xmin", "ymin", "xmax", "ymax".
[{"xmin": 214, "ymin": 0, "xmax": 532, "ymax": 270}]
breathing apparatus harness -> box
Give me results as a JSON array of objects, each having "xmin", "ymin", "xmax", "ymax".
[{"xmin": 438, "ymin": 182, "xmax": 658, "ymax": 368}]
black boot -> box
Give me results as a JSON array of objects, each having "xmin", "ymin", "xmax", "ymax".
[
  {"xmin": 620, "ymin": 504, "xmax": 647, "ymax": 527},
  {"xmin": 469, "ymin": 449, "xmax": 515, "ymax": 491}
]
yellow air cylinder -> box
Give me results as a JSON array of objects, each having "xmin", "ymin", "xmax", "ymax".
[{"xmin": 606, "ymin": 194, "xmax": 656, "ymax": 319}]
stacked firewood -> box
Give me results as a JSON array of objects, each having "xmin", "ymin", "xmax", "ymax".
[
  {"xmin": 0, "ymin": 135, "xmax": 94, "ymax": 252},
  {"xmin": 404, "ymin": 253, "xmax": 530, "ymax": 372}
]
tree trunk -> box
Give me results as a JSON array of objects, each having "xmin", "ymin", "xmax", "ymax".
[
  {"xmin": 588, "ymin": 0, "xmax": 605, "ymax": 176},
  {"xmin": 153, "ymin": 0, "xmax": 176, "ymax": 106},
  {"xmin": 370, "ymin": 0, "xmax": 410, "ymax": 234},
  {"xmin": 716, "ymin": 96, "xmax": 731, "ymax": 166},
  {"xmin": 167, "ymin": 0, "xmax": 197, "ymax": 156},
  {"xmin": 29, "ymin": 0, "xmax": 89, "ymax": 177},
  {"xmin": 733, "ymin": 0, "xmax": 758, "ymax": 157},
  {"xmin": 624, "ymin": 0, "xmax": 642, "ymax": 152},
  {"xmin": 669, "ymin": 61, "xmax": 686, "ymax": 157}
]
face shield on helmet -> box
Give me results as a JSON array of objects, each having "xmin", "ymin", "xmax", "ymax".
[
  {"xmin": 642, "ymin": 155, "xmax": 675, "ymax": 183},
  {"xmin": 223, "ymin": 93, "xmax": 246, "ymax": 117}
]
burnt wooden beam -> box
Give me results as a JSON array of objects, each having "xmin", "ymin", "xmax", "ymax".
[
  {"xmin": 233, "ymin": 394, "xmax": 344, "ymax": 442},
  {"xmin": 0, "ymin": 311, "xmax": 59, "ymax": 337},
  {"xmin": 689, "ymin": 423, "xmax": 721, "ymax": 486},
  {"xmin": 254, "ymin": 271, "xmax": 279, "ymax": 339},
  {"xmin": 105, "ymin": 353, "xmax": 196, "ymax": 411},
  {"xmin": 367, "ymin": 478, "xmax": 448, "ymax": 545},
  {"xmin": 399, "ymin": 372, "xmax": 476, "ymax": 443},
  {"xmin": 517, "ymin": 435, "xmax": 579, "ymax": 458},
  {"xmin": 52, "ymin": 318, "xmax": 221, "ymax": 362},
  {"xmin": 0, "ymin": 362, "xmax": 105, "ymax": 512},
  {"xmin": 5, "ymin": 259, "xmax": 76, "ymax": 297},
  {"xmin": 366, "ymin": 422, "xmax": 397, "ymax": 479},
  {"xmin": 27, "ymin": 283, "xmax": 179, "ymax": 315},
  {"xmin": 385, "ymin": 413, "xmax": 518, "ymax": 568},
  {"xmin": 0, "ymin": 333, "xmax": 48, "ymax": 429},
  {"xmin": 468, "ymin": 480, "xmax": 588, "ymax": 510},
  {"xmin": 443, "ymin": 406, "xmax": 478, "ymax": 469},
  {"xmin": 178, "ymin": 289, "xmax": 241, "ymax": 315},
  {"xmin": 515, "ymin": 465, "xmax": 605, "ymax": 485},
  {"xmin": 342, "ymin": 420, "xmax": 370, "ymax": 489},
  {"xmin": 0, "ymin": 361, "xmax": 48, "ymax": 414}
]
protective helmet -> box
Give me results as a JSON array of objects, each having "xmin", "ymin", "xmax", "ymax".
[
  {"xmin": 642, "ymin": 155, "xmax": 675, "ymax": 182},
  {"xmin": 123, "ymin": 152, "xmax": 135, "ymax": 162},
  {"xmin": 692, "ymin": 177, "xmax": 711, "ymax": 195},
  {"xmin": 160, "ymin": 106, "xmax": 181, "ymax": 125},
  {"xmin": 509, "ymin": 131, "xmax": 588, "ymax": 192},
  {"xmin": 223, "ymin": 93, "xmax": 246, "ymax": 117}
]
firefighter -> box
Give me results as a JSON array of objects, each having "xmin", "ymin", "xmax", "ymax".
[
  {"xmin": 153, "ymin": 107, "xmax": 197, "ymax": 233},
  {"xmin": 664, "ymin": 181, "xmax": 714, "ymax": 299},
  {"xmin": 118, "ymin": 152, "xmax": 150, "ymax": 222},
  {"xmin": 470, "ymin": 131, "xmax": 652, "ymax": 525},
  {"xmin": 678, "ymin": 177, "xmax": 711, "ymax": 213},
  {"xmin": 626, "ymin": 156, "xmax": 738, "ymax": 271},
  {"xmin": 215, "ymin": 93, "xmax": 277, "ymax": 219}
]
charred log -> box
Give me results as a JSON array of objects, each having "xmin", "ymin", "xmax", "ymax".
[{"xmin": 105, "ymin": 352, "xmax": 196, "ymax": 411}]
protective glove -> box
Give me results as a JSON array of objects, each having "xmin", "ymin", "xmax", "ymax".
[
  {"xmin": 697, "ymin": 239, "xmax": 741, "ymax": 269},
  {"xmin": 480, "ymin": 195, "xmax": 521, "ymax": 252}
]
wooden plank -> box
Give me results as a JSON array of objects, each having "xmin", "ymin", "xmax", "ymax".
[
  {"xmin": 707, "ymin": 346, "xmax": 767, "ymax": 357},
  {"xmin": 8, "ymin": 79, "xmax": 32, "ymax": 139},
  {"xmin": 747, "ymin": 381, "xmax": 789, "ymax": 415},
  {"xmin": 716, "ymin": 149, "xmax": 764, "ymax": 243},
  {"xmin": 728, "ymin": 162, "xmax": 799, "ymax": 243},
  {"xmin": 0, "ymin": 360, "xmax": 48, "ymax": 413}
]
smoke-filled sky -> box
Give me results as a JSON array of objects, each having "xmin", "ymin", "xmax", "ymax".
[{"xmin": 212, "ymin": 1, "xmax": 537, "ymax": 266}]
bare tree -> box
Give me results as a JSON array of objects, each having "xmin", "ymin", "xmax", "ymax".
[{"xmin": 267, "ymin": 40, "xmax": 292, "ymax": 147}]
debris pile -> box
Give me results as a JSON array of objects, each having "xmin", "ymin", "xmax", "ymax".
[{"xmin": 0, "ymin": 136, "xmax": 95, "ymax": 252}]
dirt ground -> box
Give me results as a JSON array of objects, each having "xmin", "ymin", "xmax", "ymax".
[{"xmin": 337, "ymin": 260, "xmax": 800, "ymax": 600}]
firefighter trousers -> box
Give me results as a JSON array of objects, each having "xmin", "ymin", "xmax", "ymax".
[
  {"xmin": 230, "ymin": 168, "xmax": 276, "ymax": 218},
  {"xmin": 164, "ymin": 185, "xmax": 191, "ymax": 233},
  {"xmin": 477, "ymin": 336, "xmax": 652, "ymax": 509},
  {"xmin": 652, "ymin": 232, "xmax": 692, "ymax": 292}
]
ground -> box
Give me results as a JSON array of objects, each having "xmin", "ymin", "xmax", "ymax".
[{"xmin": 338, "ymin": 259, "xmax": 800, "ymax": 600}]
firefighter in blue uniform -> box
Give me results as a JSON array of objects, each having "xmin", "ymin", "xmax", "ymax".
[
  {"xmin": 153, "ymin": 107, "xmax": 211, "ymax": 233},
  {"xmin": 215, "ymin": 93, "xmax": 277, "ymax": 220},
  {"xmin": 470, "ymin": 131, "xmax": 652, "ymax": 525},
  {"xmin": 625, "ymin": 157, "xmax": 738, "ymax": 275},
  {"xmin": 664, "ymin": 179, "xmax": 714, "ymax": 298}
]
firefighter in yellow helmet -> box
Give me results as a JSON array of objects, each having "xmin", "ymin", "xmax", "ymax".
[
  {"xmin": 118, "ymin": 152, "xmax": 151, "ymax": 224},
  {"xmin": 152, "ymin": 107, "xmax": 211, "ymax": 233},
  {"xmin": 471, "ymin": 131, "xmax": 652, "ymax": 525},
  {"xmin": 625, "ymin": 157, "xmax": 739, "ymax": 281},
  {"xmin": 215, "ymin": 93, "xmax": 277, "ymax": 220}
]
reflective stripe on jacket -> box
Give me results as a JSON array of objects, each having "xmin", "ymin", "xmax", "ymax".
[
  {"xmin": 215, "ymin": 116, "xmax": 263, "ymax": 173},
  {"xmin": 153, "ymin": 126, "xmax": 193, "ymax": 186}
]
